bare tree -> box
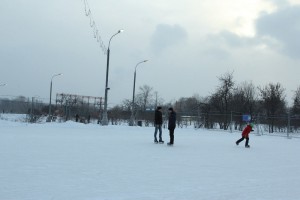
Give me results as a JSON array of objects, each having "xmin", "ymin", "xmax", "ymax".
[
  {"xmin": 198, "ymin": 97, "xmax": 214, "ymax": 129},
  {"xmin": 121, "ymin": 99, "xmax": 132, "ymax": 112},
  {"xmin": 210, "ymin": 72, "xmax": 235, "ymax": 130},
  {"xmin": 259, "ymin": 83, "xmax": 286, "ymax": 133},
  {"xmin": 291, "ymin": 86, "xmax": 300, "ymax": 130},
  {"xmin": 175, "ymin": 96, "xmax": 199, "ymax": 116},
  {"xmin": 292, "ymin": 86, "xmax": 300, "ymax": 115},
  {"xmin": 231, "ymin": 81, "xmax": 257, "ymax": 128},
  {"xmin": 154, "ymin": 91, "xmax": 165, "ymax": 108},
  {"xmin": 136, "ymin": 85, "xmax": 154, "ymax": 111},
  {"xmin": 109, "ymin": 105, "xmax": 130, "ymax": 125}
]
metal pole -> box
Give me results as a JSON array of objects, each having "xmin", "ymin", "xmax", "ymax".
[
  {"xmin": 99, "ymin": 97, "xmax": 103, "ymax": 124},
  {"xmin": 48, "ymin": 80, "xmax": 53, "ymax": 121},
  {"xmin": 129, "ymin": 60, "xmax": 148, "ymax": 126},
  {"xmin": 101, "ymin": 48, "xmax": 110, "ymax": 125},
  {"xmin": 31, "ymin": 97, "xmax": 34, "ymax": 122},
  {"xmin": 101, "ymin": 30, "xmax": 123, "ymax": 126},
  {"xmin": 230, "ymin": 111, "xmax": 233, "ymax": 133},
  {"xmin": 129, "ymin": 70, "xmax": 137, "ymax": 126},
  {"xmin": 48, "ymin": 74, "xmax": 62, "ymax": 122},
  {"xmin": 256, "ymin": 113, "xmax": 261, "ymax": 136},
  {"xmin": 133, "ymin": 70, "xmax": 137, "ymax": 108}
]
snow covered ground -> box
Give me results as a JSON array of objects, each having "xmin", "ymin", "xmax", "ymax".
[
  {"xmin": 0, "ymin": 113, "xmax": 28, "ymax": 122},
  {"xmin": 1, "ymin": 118, "xmax": 300, "ymax": 200}
]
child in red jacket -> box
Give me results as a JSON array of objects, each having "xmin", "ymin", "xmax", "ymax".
[{"xmin": 236, "ymin": 123, "xmax": 254, "ymax": 148}]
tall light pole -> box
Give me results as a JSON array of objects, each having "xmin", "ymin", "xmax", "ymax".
[
  {"xmin": 48, "ymin": 73, "xmax": 63, "ymax": 122},
  {"xmin": 30, "ymin": 96, "xmax": 39, "ymax": 122},
  {"xmin": 101, "ymin": 29, "xmax": 124, "ymax": 126},
  {"xmin": 129, "ymin": 60, "xmax": 148, "ymax": 126}
]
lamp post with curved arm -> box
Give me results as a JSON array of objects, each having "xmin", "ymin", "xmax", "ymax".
[
  {"xmin": 48, "ymin": 73, "xmax": 63, "ymax": 122},
  {"xmin": 129, "ymin": 60, "xmax": 148, "ymax": 126},
  {"xmin": 101, "ymin": 29, "xmax": 124, "ymax": 126}
]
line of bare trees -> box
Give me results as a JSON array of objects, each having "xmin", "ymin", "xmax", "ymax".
[
  {"xmin": 1, "ymin": 72, "xmax": 300, "ymax": 132},
  {"xmin": 0, "ymin": 96, "xmax": 100, "ymax": 123},
  {"xmin": 109, "ymin": 72, "xmax": 300, "ymax": 133},
  {"xmin": 0, "ymin": 96, "xmax": 45, "ymax": 115}
]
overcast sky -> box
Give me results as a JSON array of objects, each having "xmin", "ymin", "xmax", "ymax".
[{"xmin": 1, "ymin": 0, "xmax": 300, "ymax": 107}]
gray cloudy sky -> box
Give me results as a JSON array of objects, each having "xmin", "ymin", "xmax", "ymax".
[{"xmin": 1, "ymin": 0, "xmax": 300, "ymax": 107}]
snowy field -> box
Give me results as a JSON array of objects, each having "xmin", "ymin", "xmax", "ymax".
[{"xmin": 1, "ymin": 118, "xmax": 300, "ymax": 200}]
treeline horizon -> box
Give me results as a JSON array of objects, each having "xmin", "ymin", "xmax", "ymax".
[{"xmin": 1, "ymin": 72, "xmax": 300, "ymax": 133}]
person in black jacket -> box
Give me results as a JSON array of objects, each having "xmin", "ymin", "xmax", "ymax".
[
  {"xmin": 154, "ymin": 106, "xmax": 164, "ymax": 143},
  {"xmin": 167, "ymin": 107, "xmax": 176, "ymax": 146}
]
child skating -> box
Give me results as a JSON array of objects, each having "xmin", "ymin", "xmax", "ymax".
[{"xmin": 236, "ymin": 123, "xmax": 254, "ymax": 148}]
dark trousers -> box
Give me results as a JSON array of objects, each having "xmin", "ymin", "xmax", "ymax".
[
  {"xmin": 169, "ymin": 128, "xmax": 175, "ymax": 144},
  {"xmin": 236, "ymin": 137, "xmax": 249, "ymax": 146}
]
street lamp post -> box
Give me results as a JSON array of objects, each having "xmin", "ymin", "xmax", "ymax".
[
  {"xmin": 129, "ymin": 60, "xmax": 148, "ymax": 126},
  {"xmin": 101, "ymin": 29, "xmax": 123, "ymax": 126},
  {"xmin": 30, "ymin": 96, "xmax": 39, "ymax": 123},
  {"xmin": 48, "ymin": 73, "xmax": 63, "ymax": 122}
]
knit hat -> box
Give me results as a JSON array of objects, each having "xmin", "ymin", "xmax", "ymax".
[
  {"xmin": 249, "ymin": 123, "xmax": 254, "ymax": 127},
  {"xmin": 168, "ymin": 107, "xmax": 173, "ymax": 111},
  {"xmin": 157, "ymin": 106, "xmax": 162, "ymax": 110}
]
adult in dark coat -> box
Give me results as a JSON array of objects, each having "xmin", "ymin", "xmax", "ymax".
[
  {"xmin": 75, "ymin": 114, "xmax": 79, "ymax": 122},
  {"xmin": 167, "ymin": 107, "xmax": 176, "ymax": 145},
  {"xmin": 154, "ymin": 106, "xmax": 163, "ymax": 143}
]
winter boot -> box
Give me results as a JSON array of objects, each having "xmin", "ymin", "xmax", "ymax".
[
  {"xmin": 154, "ymin": 139, "xmax": 158, "ymax": 144},
  {"xmin": 167, "ymin": 142, "xmax": 173, "ymax": 146},
  {"xmin": 159, "ymin": 140, "xmax": 164, "ymax": 144},
  {"xmin": 245, "ymin": 145, "xmax": 250, "ymax": 148}
]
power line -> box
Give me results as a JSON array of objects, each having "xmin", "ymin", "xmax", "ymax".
[{"xmin": 83, "ymin": 0, "xmax": 107, "ymax": 55}]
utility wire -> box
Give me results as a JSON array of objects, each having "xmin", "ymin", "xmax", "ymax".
[{"xmin": 83, "ymin": 0, "xmax": 107, "ymax": 55}]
